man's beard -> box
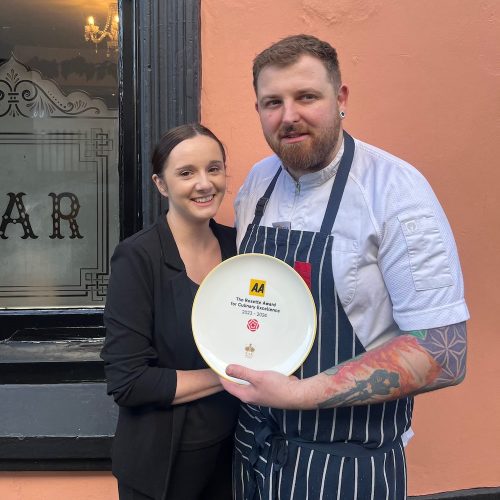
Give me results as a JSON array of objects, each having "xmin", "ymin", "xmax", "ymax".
[{"xmin": 265, "ymin": 122, "xmax": 340, "ymax": 174}]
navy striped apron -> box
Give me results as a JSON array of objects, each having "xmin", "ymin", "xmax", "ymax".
[{"xmin": 234, "ymin": 132, "xmax": 412, "ymax": 500}]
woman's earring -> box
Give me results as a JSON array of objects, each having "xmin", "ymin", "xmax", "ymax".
[{"xmin": 339, "ymin": 110, "xmax": 346, "ymax": 119}]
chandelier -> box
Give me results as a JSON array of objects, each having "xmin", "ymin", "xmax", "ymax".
[{"xmin": 84, "ymin": 3, "xmax": 119, "ymax": 57}]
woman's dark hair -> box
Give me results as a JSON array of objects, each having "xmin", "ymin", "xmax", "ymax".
[{"xmin": 151, "ymin": 123, "xmax": 226, "ymax": 176}]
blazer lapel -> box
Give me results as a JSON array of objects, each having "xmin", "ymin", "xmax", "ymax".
[
  {"xmin": 156, "ymin": 213, "xmax": 199, "ymax": 367},
  {"xmin": 156, "ymin": 213, "xmax": 184, "ymax": 271}
]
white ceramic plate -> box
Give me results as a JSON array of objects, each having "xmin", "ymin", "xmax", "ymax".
[{"xmin": 192, "ymin": 253, "xmax": 316, "ymax": 384}]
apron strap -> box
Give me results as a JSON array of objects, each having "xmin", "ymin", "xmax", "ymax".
[
  {"xmin": 251, "ymin": 166, "xmax": 283, "ymax": 226},
  {"xmin": 320, "ymin": 131, "xmax": 355, "ymax": 235}
]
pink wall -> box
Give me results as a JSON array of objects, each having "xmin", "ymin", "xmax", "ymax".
[
  {"xmin": 0, "ymin": 473, "xmax": 117, "ymax": 500},
  {"xmin": 201, "ymin": 0, "xmax": 500, "ymax": 496}
]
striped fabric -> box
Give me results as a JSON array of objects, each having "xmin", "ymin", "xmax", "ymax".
[{"xmin": 234, "ymin": 136, "xmax": 411, "ymax": 499}]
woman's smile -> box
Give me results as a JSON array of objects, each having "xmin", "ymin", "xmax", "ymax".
[{"xmin": 192, "ymin": 194, "xmax": 216, "ymax": 204}]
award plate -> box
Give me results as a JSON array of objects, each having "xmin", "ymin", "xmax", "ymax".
[{"xmin": 192, "ymin": 253, "xmax": 316, "ymax": 383}]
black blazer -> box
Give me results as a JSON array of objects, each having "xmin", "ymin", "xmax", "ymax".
[{"xmin": 101, "ymin": 214, "xmax": 238, "ymax": 499}]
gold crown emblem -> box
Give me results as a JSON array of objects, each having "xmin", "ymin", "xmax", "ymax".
[{"xmin": 244, "ymin": 343, "xmax": 255, "ymax": 357}]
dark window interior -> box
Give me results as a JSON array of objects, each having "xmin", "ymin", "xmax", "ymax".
[{"xmin": 0, "ymin": 0, "xmax": 200, "ymax": 470}]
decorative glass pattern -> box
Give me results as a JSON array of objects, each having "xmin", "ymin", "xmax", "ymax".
[{"xmin": 0, "ymin": 2, "xmax": 119, "ymax": 309}]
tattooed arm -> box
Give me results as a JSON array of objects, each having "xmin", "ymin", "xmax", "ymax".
[
  {"xmin": 316, "ymin": 322, "xmax": 467, "ymax": 409},
  {"xmin": 220, "ymin": 322, "xmax": 466, "ymax": 410}
]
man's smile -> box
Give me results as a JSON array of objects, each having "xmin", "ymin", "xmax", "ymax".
[{"xmin": 280, "ymin": 133, "xmax": 309, "ymax": 144}]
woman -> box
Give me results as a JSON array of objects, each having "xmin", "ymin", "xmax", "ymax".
[{"xmin": 101, "ymin": 124, "xmax": 239, "ymax": 500}]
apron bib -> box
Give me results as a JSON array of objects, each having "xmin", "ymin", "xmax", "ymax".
[{"xmin": 233, "ymin": 132, "xmax": 411, "ymax": 500}]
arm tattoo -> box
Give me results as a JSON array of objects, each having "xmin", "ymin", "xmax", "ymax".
[
  {"xmin": 409, "ymin": 321, "xmax": 467, "ymax": 387},
  {"xmin": 319, "ymin": 369, "xmax": 400, "ymax": 407},
  {"xmin": 318, "ymin": 321, "xmax": 466, "ymax": 409}
]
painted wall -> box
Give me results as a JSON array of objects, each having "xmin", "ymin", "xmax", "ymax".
[
  {"xmin": 200, "ymin": 0, "xmax": 500, "ymax": 496},
  {"xmin": 0, "ymin": 473, "xmax": 118, "ymax": 500}
]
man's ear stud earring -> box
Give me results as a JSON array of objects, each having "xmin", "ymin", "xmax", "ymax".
[{"xmin": 339, "ymin": 110, "xmax": 346, "ymax": 119}]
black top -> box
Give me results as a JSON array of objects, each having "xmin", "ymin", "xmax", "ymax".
[
  {"xmin": 101, "ymin": 214, "xmax": 239, "ymax": 499},
  {"xmin": 179, "ymin": 279, "xmax": 236, "ymax": 450}
]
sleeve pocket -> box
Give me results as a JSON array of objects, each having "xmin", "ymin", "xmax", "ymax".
[
  {"xmin": 398, "ymin": 213, "xmax": 454, "ymax": 290},
  {"xmin": 332, "ymin": 237, "xmax": 359, "ymax": 304}
]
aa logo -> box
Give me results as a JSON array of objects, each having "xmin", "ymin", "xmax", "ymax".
[{"xmin": 249, "ymin": 279, "xmax": 266, "ymax": 297}]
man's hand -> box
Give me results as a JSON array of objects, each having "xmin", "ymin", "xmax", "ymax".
[{"xmin": 220, "ymin": 365, "xmax": 318, "ymax": 410}]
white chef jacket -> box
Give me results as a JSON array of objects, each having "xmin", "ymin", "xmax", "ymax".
[{"xmin": 235, "ymin": 136, "xmax": 469, "ymax": 350}]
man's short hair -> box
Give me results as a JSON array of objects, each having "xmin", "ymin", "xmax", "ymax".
[{"xmin": 252, "ymin": 34, "xmax": 342, "ymax": 93}]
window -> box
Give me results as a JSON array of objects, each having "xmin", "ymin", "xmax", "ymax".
[
  {"xmin": 0, "ymin": 9, "xmax": 120, "ymax": 310},
  {"xmin": 0, "ymin": 0, "xmax": 200, "ymax": 470}
]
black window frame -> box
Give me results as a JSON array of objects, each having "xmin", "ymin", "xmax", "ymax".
[{"xmin": 0, "ymin": 0, "xmax": 201, "ymax": 471}]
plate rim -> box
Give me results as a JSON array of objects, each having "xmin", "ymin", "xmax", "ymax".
[{"xmin": 191, "ymin": 252, "xmax": 317, "ymax": 382}]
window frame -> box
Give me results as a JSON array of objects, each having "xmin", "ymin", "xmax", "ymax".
[{"xmin": 0, "ymin": 0, "xmax": 201, "ymax": 470}]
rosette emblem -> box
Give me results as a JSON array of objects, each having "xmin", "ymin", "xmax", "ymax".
[{"xmin": 246, "ymin": 319, "xmax": 260, "ymax": 332}]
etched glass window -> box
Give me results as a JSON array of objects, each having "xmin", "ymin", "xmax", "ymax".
[{"xmin": 0, "ymin": 1, "xmax": 119, "ymax": 309}]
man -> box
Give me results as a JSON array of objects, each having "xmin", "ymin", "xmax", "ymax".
[{"xmin": 221, "ymin": 34, "xmax": 469, "ymax": 499}]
